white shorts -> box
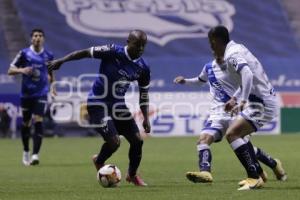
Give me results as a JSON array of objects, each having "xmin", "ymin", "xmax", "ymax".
[
  {"xmin": 200, "ymin": 114, "xmax": 233, "ymax": 142},
  {"xmin": 240, "ymin": 96, "xmax": 278, "ymax": 131}
]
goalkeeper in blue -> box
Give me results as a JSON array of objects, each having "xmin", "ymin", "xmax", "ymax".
[{"xmin": 174, "ymin": 58, "xmax": 287, "ymax": 189}]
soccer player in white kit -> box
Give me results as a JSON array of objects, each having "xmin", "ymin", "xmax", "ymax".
[
  {"xmin": 204, "ymin": 25, "xmax": 285, "ymax": 190},
  {"xmin": 174, "ymin": 57, "xmax": 286, "ymax": 188}
]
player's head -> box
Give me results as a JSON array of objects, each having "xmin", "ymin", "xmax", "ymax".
[
  {"xmin": 30, "ymin": 28, "xmax": 45, "ymax": 47},
  {"xmin": 208, "ymin": 25, "xmax": 230, "ymax": 59},
  {"xmin": 127, "ymin": 30, "xmax": 147, "ymax": 60}
]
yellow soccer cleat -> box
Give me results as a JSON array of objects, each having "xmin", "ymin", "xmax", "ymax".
[
  {"xmin": 237, "ymin": 177, "xmax": 264, "ymax": 191},
  {"xmin": 238, "ymin": 179, "xmax": 247, "ymax": 187},
  {"xmin": 273, "ymin": 159, "xmax": 287, "ymax": 181},
  {"xmin": 186, "ymin": 171, "xmax": 213, "ymax": 183},
  {"xmin": 238, "ymin": 171, "xmax": 268, "ymax": 186}
]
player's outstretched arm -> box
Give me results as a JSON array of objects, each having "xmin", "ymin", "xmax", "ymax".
[
  {"xmin": 174, "ymin": 76, "xmax": 206, "ymax": 86},
  {"xmin": 47, "ymin": 49, "xmax": 91, "ymax": 71}
]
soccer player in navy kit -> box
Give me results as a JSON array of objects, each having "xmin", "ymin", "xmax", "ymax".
[
  {"xmin": 8, "ymin": 29, "xmax": 54, "ymax": 166},
  {"xmin": 48, "ymin": 30, "xmax": 150, "ymax": 186}
]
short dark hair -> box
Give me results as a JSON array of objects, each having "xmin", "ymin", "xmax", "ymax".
[
  {"xmin": 30, "ymin": 28, "xmax": 45, "ymax": 37},
  {"xmin": 208, "ymin": 25, "xmax": 230, "ymax": 44}
]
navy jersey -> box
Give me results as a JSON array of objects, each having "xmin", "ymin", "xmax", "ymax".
[
  {"xmin": 10, "ymin": 45, "xmax": 54, "ymax": 97},
  {"xmin": 88, "ymin": 44, "xmax": 151, "ymax": 103}
]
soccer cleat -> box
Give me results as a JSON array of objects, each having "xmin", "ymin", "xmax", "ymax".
[
  {"xmin": 186, "ymin": 171, "xmax": 213, "ymax": 183},
  {"xmin": 273, "ymin": 159, "xmax": 287, "ymax": 181},
  {"xmin": 238, "ymin": 179, "xmax": 246, "ymax": 187},
  {"xmin": 22, "ymin": 151, "xmax": 30, "ymax": 166},
  {"xmin": 92, "ymin": 154, "xmax": 103, "ymax": 171},
  {"xmin": 126, "ymin": 174, "xmax": 148, "ymax": 186},
  {"xmin": 237, "ymin": 177, "xmax": 264, "ymax": 191},
  {"xmin": 30, "ymin": 154, "xmax": 39, "ymax": 165},
  {"xmin": 238, "ymin": 171, "xmax": 268, "ymax": 186}
]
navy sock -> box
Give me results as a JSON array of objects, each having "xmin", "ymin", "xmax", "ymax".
[
  {"xmin": 197, "ymin": 144, "xmax": 212, "ymax": 172},
  {"xmin": 231, "ymin": 139, "xmax": 259, "ymax": 179},
  {"xmin": 128, "ymin": 140, "xmax": 143, "ymax": 177},
  {"xmin": 33, "ymin": 122, "xmax": 43, "ymax": 154},
  {"xmin": 255, "ymin": 147, "xmax": 277, "ymax": 169},
  {"xmin": 21, "ymin": 125, "xmax": 30, "ymax": 152},
  {"xmin": 247, "ymin": 141, "xmax": 264, "ymax": 174}
]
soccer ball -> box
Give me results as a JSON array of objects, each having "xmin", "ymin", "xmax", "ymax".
[{"xmin": 97, "ymin": 164, "xmax": 121, "ymax": 187}]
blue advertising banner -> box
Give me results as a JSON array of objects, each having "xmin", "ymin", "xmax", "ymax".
[{"xmin": 1, "ymin": 0, "xmax": 300, "ymax": 94}]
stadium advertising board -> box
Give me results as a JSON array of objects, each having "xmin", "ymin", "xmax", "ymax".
[
  {"xmin": 1, "ymin": 0, "xmax": 298, "ymax": 93},
  {"xmin": 49, "ymin": 91, "xmax": 281, "ymax": 136}
]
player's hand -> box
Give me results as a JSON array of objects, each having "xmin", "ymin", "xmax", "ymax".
[
  {"xmin": 224, "ymin": 97, "xmax": 237, "ymax": 112},
  {"xmin": 47, "ymin": 59, "xmax": 63, "ymax": 72},
  {"xmin": 238, "ymin": 100, "xmax": 247, "ymax": 111},
  {"xmin": 50, "ymin": 86, "xmax": 57, "ymax": 97},
  {"xmin": 21, "ymin": 67, "xmax": 33, "ymax": 75},
  {"xmin": 230, "ymin": 100, "xmax": 247, "ymax": 116},
  {"xmin": 230, "ymin": 105, "xmax": 239, "ymax": 116},
  {"xmin": 142, "ymin": 119, "xmax": 151, "ymax": 134},
  {"xmin": 173, "ymin": 76, "xmax": 186, "ymax": 84}
]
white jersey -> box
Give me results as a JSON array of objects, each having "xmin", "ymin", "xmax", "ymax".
[
  {"xmin": 196, "ymin": 41, "xmax": 277, "ymax": 134},
  {"xmin": 224, "ymin": 40, "xmax": 274, "ymax": 100},
  {"xmin": 197, "ymin": 57, "xmax": 277, "ymax": 136},
  {"xmin": 197, "ymin": 59, "xmax": 238, "ymax": 141},
  {"xmin": 198, "ymin": 59, "xmax": 240, "ymax": 117}
]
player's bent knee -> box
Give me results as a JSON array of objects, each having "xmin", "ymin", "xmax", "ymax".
[
  {"xmin": 198, "ymin": 134, "xmax": 214, "ymax": 145},
  {"xmin": 225, "ymin": 128, "xmax": 239, "ymax": 142},
  {"xmin": 134, "ymin": 132, "xmax": 143, "ymax": 142},
  {"xmin": 127, "ymin": 132, "xmax": 144, "ymax": 145},
  {"xmin": 129, "ymin": 137, "xmax": 144, "ymax": 147}
]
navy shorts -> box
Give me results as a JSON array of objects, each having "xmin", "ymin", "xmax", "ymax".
[
  {"xmin": 21, "ymin": 96, "xmax": 48, "ymax": 122},
  {"xmin": 87, "ymin": 102, "xmax": 139, "ymax": 140}
]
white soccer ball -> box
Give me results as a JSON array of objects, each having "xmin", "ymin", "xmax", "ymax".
[{"xmin": 97, "ymin": 164, "xmax": 121, "ymax": 187}]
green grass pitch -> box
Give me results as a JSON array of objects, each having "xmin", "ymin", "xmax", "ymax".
[{"xmin": 0, "ymin": 134, "xmax": 299, "ymax": 200}]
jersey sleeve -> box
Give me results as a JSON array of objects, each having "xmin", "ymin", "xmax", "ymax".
[
  {"xmin": 227, "ymin": 54, "xmax": 248, "ymax": 73},
  {"xmin": 10, "ymin": 50, "xmax": 26, "ymax": 68},
  {"xmin": 90, "ymin": 44, "xmax": 115, "ymax": 59},
  {"xmin": 198, "ymin": 65, "xmax": 208, "ymax": 82},
  {"xmin": 138, "ymin": 68, "xmax": 151, "ymax": 90}
]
